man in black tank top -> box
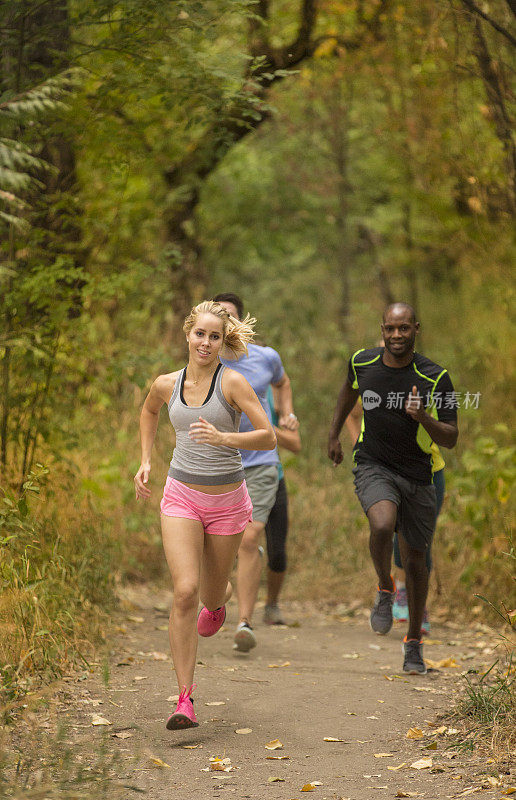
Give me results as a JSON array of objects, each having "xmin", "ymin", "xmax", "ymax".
[{"xmin": 327, "ymin": 303, "xmax": 458, "ymax": 675}]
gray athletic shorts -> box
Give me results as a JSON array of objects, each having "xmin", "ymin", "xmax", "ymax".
[
  {"xmin": 352, "ymin": 459, "xmax": 436, "ymax": 552},
  {"xmin": 244, "ymin": 465, "xmax": 279, "ymax": 525}
]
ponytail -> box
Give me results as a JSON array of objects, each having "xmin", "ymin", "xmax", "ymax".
[{"xmin": 222, "ymin": 312, "xmax": 256, "ymax": 358}]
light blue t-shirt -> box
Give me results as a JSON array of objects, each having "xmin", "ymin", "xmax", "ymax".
[{"xmin": 220, "ymin": 343, "xmax": 283, "ymax": 468}]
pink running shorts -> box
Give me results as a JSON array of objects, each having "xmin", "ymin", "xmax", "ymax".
[{"xmin": 160, "ymin": 478, "xmax": 253, "ymax": 536}]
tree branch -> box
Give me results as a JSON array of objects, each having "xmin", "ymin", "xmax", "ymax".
[{"xmin": 457, "ymin": 0, "xmax": 516, "ymax": 47}]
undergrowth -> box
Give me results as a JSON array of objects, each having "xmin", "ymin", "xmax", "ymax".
[{"xmin": 0, "ymin": 466, "xmax": 115, "ymax": 717}]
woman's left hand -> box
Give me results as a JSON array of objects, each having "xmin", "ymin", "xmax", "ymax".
[{"xmin": 189, "ymin": 416, "xmax": 226, "ymax": 446}]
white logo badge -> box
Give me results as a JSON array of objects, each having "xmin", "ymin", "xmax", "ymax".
[{"xmin": 362, "ymin": 390, "xmax": 381, "ymax": 410}]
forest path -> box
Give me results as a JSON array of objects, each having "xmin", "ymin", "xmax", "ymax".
[{"xmin": 26, "ymin": 586, "xmax": 504, "ymax": 800}]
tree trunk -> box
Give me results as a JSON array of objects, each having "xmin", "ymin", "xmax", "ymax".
[{"xmin": 472, "ymin": 19, "xmax": 516, "ymax": 215}]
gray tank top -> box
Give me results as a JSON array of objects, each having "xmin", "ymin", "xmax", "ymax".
[{"xmin": 167, "ymin": 364, "xmax": 245, "ymax": 485}]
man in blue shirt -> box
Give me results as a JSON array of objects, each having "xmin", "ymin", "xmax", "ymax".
[{"xmin": 214, "ymin": 293, "xmax": 298, "ymax": 652}]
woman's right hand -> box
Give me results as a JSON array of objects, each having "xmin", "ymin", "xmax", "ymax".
[{"xmin": 134, "ymin": 463, "xmax": 151, "ymax": 500}]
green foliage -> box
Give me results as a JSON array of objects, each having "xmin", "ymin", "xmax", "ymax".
[{"xmin": 0, "ymin": 77, "xmax": 71, "ymax": 228}]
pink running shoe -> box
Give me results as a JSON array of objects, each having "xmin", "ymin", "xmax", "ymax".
[
  {"xmin": 197, "ymin": 605, "xmax": 226, "ymax": 638},
  {"xmin": 166, "ymin": 685, "xmax": 198, "ymax": 730}
]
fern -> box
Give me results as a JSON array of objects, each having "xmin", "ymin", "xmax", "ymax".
[{"xmin": 0, "ymin": 73, "xmax": 76, "ymax": 230}]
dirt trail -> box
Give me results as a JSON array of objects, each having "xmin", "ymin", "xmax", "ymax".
[{"xmin": 16, "ymin": 588, "xmax": 509, "ymax": 800}]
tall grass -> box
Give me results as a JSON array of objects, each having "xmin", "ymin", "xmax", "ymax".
[{"xmin": 0, "ymin": 466, "xmax": 115, "ymax": 713}]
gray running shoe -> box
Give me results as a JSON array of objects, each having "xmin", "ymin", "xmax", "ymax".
[
  {"xmin": 402, "ymin": 638, "xmax": 427, "ymax": 675},
  {"xmin": 370, "ymin": 588, "xmax": 395, "ymax": 634},
  {"xmin": 233, "ymin": 622, "xmax": 256, "ymax": 652},
  {"xmin": 263, "ymin": 603, "xmax": 286, "ymax": 625}
]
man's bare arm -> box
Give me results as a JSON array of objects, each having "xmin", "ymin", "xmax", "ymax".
[{"xmin": 328, "ymin": 380, "xmax": 360, "ymax": 465}]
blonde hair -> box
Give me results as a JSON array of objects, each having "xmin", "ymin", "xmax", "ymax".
[{"xmin": 183, "ymin": 300, "xmax": 256, "ymax": 359}]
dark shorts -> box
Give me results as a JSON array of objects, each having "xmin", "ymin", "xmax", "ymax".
[{"xmin": 352, "ymin": 460, "xmax": 436, "ymax": 552}]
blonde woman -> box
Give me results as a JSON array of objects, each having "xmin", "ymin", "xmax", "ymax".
[{"xmin": 134, "ymin": 301, "xmax": 276, "ymax": 730}]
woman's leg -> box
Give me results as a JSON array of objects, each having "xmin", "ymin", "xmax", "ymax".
[
  {"xmin": 161, "ymin": 515, "xmax": 204, "ymax": 690},
  {"xmin": 200, "ymin": 531, "xmax": 244, "ymax": 612}
]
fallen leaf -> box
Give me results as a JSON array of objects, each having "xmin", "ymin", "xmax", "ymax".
[
  {"xmin": 127, "ymin": 615, "xmax": 144, "ymax": 623},
  {"xmin": 410, "ymin": 758, "xmax": 432, "ymax": 770},
  {"xmin": 425, "ymin": 741, "xmax": 437, "ymax": 750},
  {"xmin": 406, "ymin": 727, "xmax": 424, "ymax": 739},
  {"xmin": 111, "ymin": 731, "xmax": 132, "ymax": 739},
  {"xmin": 425, "ymin": 657, "xmax": 459, "ymax": 669},
  {"xmin": 301, "ymin": 783, "xmax": 322, "ymax": 791},
  {"xmin": 91, "ymin": 714, "xmax": 112, "ymax": 726},
  {"xmin": 446, "ymin": 727, "xmax": 459, "ymax": 735},
  {"xmin": 347, "ymin": 711, "xmax": 357, "ymax": 715},
  {"xmin": 268, "ymin": 776, "xmax": 285, "ymax": 782},
  {"xmin": 374, "ymin": 753, "xmax": 394, "ymax": 758},
  {"xmin": 235, "ymin": 728, "xmax": 252, "ymax": 734},
  {"xmin": 388, "ymin": 763, "xmax": 407, "ymax": 771},
  {"xmin": 265, "ymin": 739, "xmax": 284, "ymax": 750},
  {"xmin": 149, "ymin": 756, "xmax": 171, "ymax": 768},
  {"xmin": 268, "ymin": 662, "xmax": 290, "ymax": 668},
  {"xmin": 395, "ymin": 792, "xmax": 420, "ymax": 798},
  {"xmin": 183, "ymin": 744, "xmax": 201, "ymax": 749},
  {"xmin": 210, "ymin": 757, "xmax": 233, "ymax": 772},
  {"xmin": 342, "ymin": 653, "xmax": 360, "ymax": 659},
  {"xmin": 384, "ymin": 675, "xmax": 394, "ymax": 681},
  {"xmin": 155, "ymin": 624, "xmax": 168, "ymax": 631},
  {"xmin": 151, "ymin": 651, "xmax": 168, "ymax": 661},
  {"xmin": 133, "ymin": 676, "xmax": 147, "ymax": 681},
  {"xmin": 323, "ymin": 737, "xmax": 348, "ymax": 742},
  {"xmin": 503, "ymin": 790, "xmax": 516, "ymax": 796},
  {"xmin": 367, "ymin": 715, "xmax": 379, "ymax": 720},
  {"xmin": 266, "ymin": 755, "xmax": 290, "ymax": 760},
  {"xmin": 205, "ymin": 701, "xmax": 225, "ymax": 706}
]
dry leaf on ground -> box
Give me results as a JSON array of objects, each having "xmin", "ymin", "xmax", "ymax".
[
  {"xmin": 323, "ymin": 737, "xmax": 348, "ymax": 742},
  {"xmin": 266, "ymin": 755, "xmax": 289, "ymax": 760},
  {"xmin": 406, "ymin": 727, "xmax": 424, "ymax": 739},
  {"xmin": 149, "ymin": 756, "xmax": 171, "ymax": 768},
  {"xmin": 111, "ymin": 731, "xmax": 132, "ymax": 739},
  {"xmin": 395, "ymin": 792, "xmax": 420, "ymax": 798},
  {"xmin": 387, "ymin": 763, "xmax": 407, "ymax": 771},
  {"xmin": 235, "ymin": 728, "xmax": 252, "ymax": 734},
  {"xmin": 133, "ymin": 676, "xmax": 147, "ymax": 681},
  {"xmin": 127, "ymin": 615, "xmax": 144, "ymax": 623},
  {"xmin": 151, "ymin": 651, "xmax": 168, "ymax": 661},
  {"xmin": 268, "ymin": 776, "xmax": 285, "ymax": 783},
  {"xmin": 301, "ymin": 782, "xmax": 323, "ymax": 791},
  {"xmin": 425, "ymin": 657, "xmax": 459, "ymax": 669},
  {"xmin": 374, "ymin": 753, "xmax": 394, "ymax": 758},
  {"xmin": 91, "ymin": 714, "xmax": 112, "ymax": 726},
  {"xmin": 265, "ymin": 739, "xmax": 283, "ymax": 750},
  {"xmin": 205, "ymin": 701, "xmax": 225, "ymax": 706},
  {"xmin": 410, "ymin": 758, "xmax": 432, "ymax": 770},
  {"xmin": 268, "ymin": 661, "xmax": 290, "ymax": 668},
  {"xmin": 210, "ymin": 757, "xmax": 233, "ymax": 772}
]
